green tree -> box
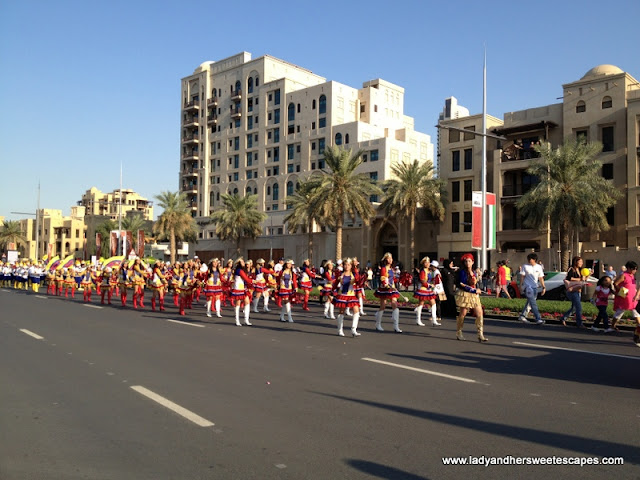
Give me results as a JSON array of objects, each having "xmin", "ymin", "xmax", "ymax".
[
  {"xmin": 517, "ymin": 139, "xmax": 622, "ymax": 270},
  {"xmin": 284, "ymin": 178, "xmax": 325, "ymax": 265},
  {"xmin": 311, "ymin": 146, "xmax": 382, "ymax": 259},
  {"xmin": 0, "ymin": 220, "xmax": 26, "ymax": 252},
  {"xmin": 153, "ymin": 191, "xmax": 198, "ymax": 264},
  {"xmin": 209, "ymin": 193, "xmax": 267, "ymax": 257},
  {"xmin": 380, "ymin": 159, "xmax": 446, "ymax": 265}
]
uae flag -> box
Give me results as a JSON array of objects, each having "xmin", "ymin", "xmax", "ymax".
[{"xmin": 472, "ymin": 192, "xmax": 496, "ymax": 250}]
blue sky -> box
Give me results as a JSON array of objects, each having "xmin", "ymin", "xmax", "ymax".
[{"xmin": 1, "ymin": 0, "xmax": 638, "ymax": 221}]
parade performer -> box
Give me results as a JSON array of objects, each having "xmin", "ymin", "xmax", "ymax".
[
  {"xmin": 277, "ymin": 259, "xmax": 298, "ymax": 322},
  {"xmin": 150, "ymin": 261, "xmax": 167, "ymax": 312},
  {"xmin": 332, "ymin": 258, "xmax": 361, "ymax": 337},
  {"xmin": 63, "ymin": 267, "xmax": 76, "ymax": 298},
  {"xmin": 353, "ymin": 258, "xmax": 367, "ymax": 316},
  {"xmin": 100, "ymin": 267, "xmax": 113, "ymax": 304},
  {"xmin": 131, "ymin": 259, "xmax": 146, "ymax": 309},
  {"xmin": 231, "ymin": 258, "xmax": 253, "ymax": 326},
  {"xmin": 252, "ymin": 259, "xmax": 272, "ymax": 313},
  {"xmin": 222, "ymin": 259, "xmax": 234, "ymax": 307},
  {"xmin": 455, "ymin": 253, "xmax": 488, "ymax": 342},
  {"xmin": 118, "ymin": 266, "xmax": 130, "ymax": 307},
  {"xmin": 204, "ymin": 259, "xmax": 223, "ymax": 318},
  {"xmin": 177, "ymin": 266, "xmax": 194, "ymax": 316},
  {"xmin": 374, "ymin": 252, "xmax": 402, "ymax": 333},
  {"xmin": 413, "ymin": 257, "xmax": 440, "ymax": 326},
  {"xmin": 46, "ymin": 266, "xmax": 56, "ymax": 295},
  {"xmin": 299, "ymin": 259, "xmax": 316, "ymax": 311},
  {"xmin": 81, "ymin": 267, "xmax": 93, "ymax": 302},
  {"xmin": 611, "ymin": 260, "xmax": 640, "ymax": 338},
  {"xmin": 322, "ymin": 260, "xmax": 336, "ymax": 319},
  {"xmin": 55, "ymin": 267, "xmax": 64, "ymax": 296}
]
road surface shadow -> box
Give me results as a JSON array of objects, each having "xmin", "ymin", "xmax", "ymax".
[{"xmin": 345, "ymin": 459, "xmax": 429, "ymax": 480}]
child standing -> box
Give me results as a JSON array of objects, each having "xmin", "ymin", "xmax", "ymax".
[{"xmin": 591, "ymin": 276, "xmax": 614, "ymax": 333}]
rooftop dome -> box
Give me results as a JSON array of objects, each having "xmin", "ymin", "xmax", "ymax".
[{"xmin": 581, "ymin": 64, "xmax": 624, "ymax": 80}]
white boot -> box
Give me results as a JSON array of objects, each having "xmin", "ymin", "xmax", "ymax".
[
  {"xmin": 392, "ymin": 308, "xmax": 402, "ymax": 333},
  {"xmin": 329, "ymin": 303, "xmax": 335, "ymax": 320},
  {"xmin": 206, "ymin": 299, "xmax": 212, "ymax": 318},
  {"xmin": 280, "ymin": 305, "xmax": 286, "ymax": 322},
  {"xmin": 244, "ymin": 304, "xmax": 252, "ymax": 326},
  {"xmin": 345, "ymin": 308, "xmax": 353, "ymax": 317},
  {"xmin": 234, "ymin": 305, "xmax": 242, "ymax": 326},
  {"xmin": 286, "ymin": 302, "xmax": 293, "ymax": 322},
  {"xmin": 375, "ymin": 310, "xmax": 384, "ymax": 332},
  {"xmin": 416, "ymin": 305, "xmax": 425, "ymax": 326},
  {"xmin": 337, "ymin": 314, "xmax": 345, "ymax": 336},
  {"xmin": 252, "ymin": 296, "xmax": 260, "ymax": 313},
  {"xmin": 359, "ymin": 296, "xmax": 366, "ymax": 315},
  {"xmin": 351, "ymin": 312, "xmax": 361, "ymax": 337},
  {"xmin": 431, "ymin": 305, "xmax": 441, "ymax": 326},
  {"xmin": 263, "ymin": 295, "xmax": 270, "ymax": 312},
  {"xmin": 215, "ymin": 298, "xmax": 222, "ymax": 317},
  {"xmin": 324, "ymin": 301, "xmax": 330, "ymax": 319}
]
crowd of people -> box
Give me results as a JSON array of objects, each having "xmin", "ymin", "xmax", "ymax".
[{"xmin": 1, "ymin": 252, "xmax": 639, "ymax": 346}]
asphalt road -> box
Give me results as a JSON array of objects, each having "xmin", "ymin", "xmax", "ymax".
[{"xmin": 1, "ymin": 288, "xmax": 639, "ymax": 480}]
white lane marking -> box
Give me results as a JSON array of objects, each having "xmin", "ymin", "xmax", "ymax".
[
  {"xmin": 83, "ymin": 304, "xmax": 102, "ymax": 309},
  {"xmin": 1, "ymin": 289, "xmax": 11, "ymax": 293},
  {"xmin": 168, "ymin": 319, "xmax": 205, "ymax": 328},
  {"xmin": 130, "ymin": 385, "xmax": 214, "ymax": 427},
  {"xmin": 362, "ymin": 357, "xmax": 477, "ymax": 383},
  {"xmin": 513, "ymin": 342, "xmax": 640, "ymax": 360},
  {"xmin": 35, "ymin": 295, "xmax": 48, "ymax": 299},
  {"xmin": 20, "ymin": 329, "xmax": 44, "ymax": 340}
]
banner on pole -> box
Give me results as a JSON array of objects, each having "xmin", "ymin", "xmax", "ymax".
[
  {"xmin": 471, "ymin": 191, "xmax": 497, "ymax": 250},
  {"xmin": 137, "ymin": 230, "xmax": 145, "ymax": 258}
]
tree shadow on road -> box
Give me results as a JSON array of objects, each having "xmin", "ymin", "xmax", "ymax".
[{"xmin": 345, "ymin": 459, "xmax": 428, "ymax": 480}]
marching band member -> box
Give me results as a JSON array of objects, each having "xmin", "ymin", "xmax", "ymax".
[
  {"xmin": 332, "ymin": 258, "xmax": 361, "ymax": 337},
  {"xmin": 414, "ymin": 257, "xmax": 436, "ymax": 326},
  {"xmin": 455, "ymin": 253, "xmax": 487, "ymax": 342},
  {"xmin": 374, "ymin": 252, "xmax": 402, "ymax": 333},
  {"xmin": 100, "ymin": 267, "xmax": 113, "ymax": 304},
  {"xmin": 150, "ymin": 261, "xmax": 167, "ymax": 311},
  {"xmin": 252, "ymin": 258, "xmax": 270, "ymax": 313},
  {"xmin": 81, "ymin": 266, "xmax": 94, "ymax": 302},
  {"xmin": 177, "ymin": 266, "xmax": 194, "ymax": 316},
  {"xmin": 231, "ymin": 258, "xmax": 253, "ymax": 326},
  {"xmin": 353, "ymin": 257, "xmax": 367, "ymax": 316},
  {"xmin": 131, "ymin": 258, "xmax": 146, "ymax": 309},
  {"xmin": 277, "ymin": 259, "xmax": 298, "ymax": 323},
  {"xmin": 118, "ymin": 266, "xmax": 130, "ymax": 307},
  {"xmin": 299, "ymin": 259, "xmax": 316, "ymax": 312},
  {"xmin": 204, "ymin": 259, "xmax": 223, "ymax": 318},
  {"xmin": 63, "ymin": 267, "xmax": 76, "ymax": 298},
  {"xmin": 322, "ymin": 260, "xmax": 336, "ymax": 319}
]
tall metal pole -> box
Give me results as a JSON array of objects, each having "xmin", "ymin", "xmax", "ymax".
[
  {"xmin": 119, "ymin": 162, "xmax": 123, "ymax": 256},
  {"xmin": 35, "ymin": 180, "xmax": 40, "ymax": 261},
  {"xmin": 481, "ymin": 47, "xmax": 488, "ymax": 272}
]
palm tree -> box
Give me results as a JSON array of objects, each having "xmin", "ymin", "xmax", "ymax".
[
  {"xmin": 311, "ymin": 146, "xmax": 383, "ymax": 259},
  {"xmin": 209, "ymin": 193, "xmax": 267, "ymax": 257},
  {"xmin": 517, "ymin": 139, "xmax": 622, "ymax": 270},
  {"xmin": 0, "ymin": 220, "xmax": 27, "ymax": 252},
  {"xmin": 381, "ymin": 159, "xmax": 446, "ymax": 266},
  {"xmin": 284, "ymin": 178, "xmax": 325, "ymax": 265},
  {"xmin": 153, "ymin": 191, "xmax": 198, "ymax": 264}
]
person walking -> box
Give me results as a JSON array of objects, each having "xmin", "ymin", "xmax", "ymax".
[
  {"xmin": 591, "ymin": 275, "xmax": 614, "ymax": 333},
  {"xmin": 374, "ymin": 252, "xmax": 402, "ymax": 333},
  {"xmin": 611, "ymin": 261, "xmax": 640, "ymax": 340},
  {"xmin": 332, "ymin": 258, "xmax": 362, "ymax": 337},
  {"xmin": 518, "ymin": 253, "xmax": 546, "ymax": 325},
  {"xmin": 454, "ymin": 254, "xmax": 487, "ymax": 342},
  {"xmin": 561, "ymin": 256, "xmax": 586, "ymax": 328}
]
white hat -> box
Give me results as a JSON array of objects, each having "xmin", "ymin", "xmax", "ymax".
[
  {"xmin": 430, "ymin": 260, "xmax": 439, "ymax": 268},
  {"xmin": 337, "ymin": 259, "xmax": 343, "ymax": 264}
]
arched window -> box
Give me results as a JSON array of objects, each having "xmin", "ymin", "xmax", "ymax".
[
  {"xmin": 335, "ymin": 133, "xmax": 342, "ymax": 145},
  {"xmin": 345, "ymin": 133, "xmax": 350, "ymax": 144},
  {"xmin": 235, "ymin": 80, "xmax": 241, "ymax": 92},
  {"xmin": 246, "ymin": 186, "xmax": 252, "ymax": 195},
  {"xmin": 287, "ymin": 181, "xmax": 294, "ymax": 196},
  {"xmin": 248, "ymin": 77, "xmax": 253, "ymax": 94},
  {"xmin": 296, "ymin": 182, "xmax": 300, "ymax": 191},
  {"xmin": 273, "ymin": 183, "xmax": 279, "ymax": 201},
  {"xmin": 602, "ymin": 96, "xmax": 612, "ymax": 109},
  {"xmin": 255, "ymin": 76, "xmax": 259, "ymax": 87},
  {"xmin": 319, "ymin": 95, "xmax": 326, "ymax": 114},
  {"xmin": 253, "ymin": 187, "xmax": 257, "ymax": 195},
  {"xmin": 288, "ymin": 103, "xmax": 295, "ymax": 122},
  {"xmin": 233, "ymin": 187, "xmax": 238, "ymax": 195},
  {"xmin": 576, "ymin": 100, "xmax": 586, "ymax": 113}
]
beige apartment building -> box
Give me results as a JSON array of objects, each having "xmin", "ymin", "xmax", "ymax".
[
  {"xmin": 181, "ymin": 52, "xmax": 435, "ymax": 265},
  {"xmin": 437, "ymin": 64, "xmax": 640, "ymax": 270},
  {"xmin": 78, "ymin": 187, "xmax": 153, "ymax": 221}
]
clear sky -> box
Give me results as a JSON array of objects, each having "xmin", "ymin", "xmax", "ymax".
[{"xmin": 1, "ymin": 0, "xmax": 638, "ymax": 222}]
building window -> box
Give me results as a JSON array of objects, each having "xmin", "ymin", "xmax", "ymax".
[
  {"xmin": 463, "ymin": 180, "xmax": 472, "ymax": 201},
  {"xmin": 312, "ymin": 122, "xmax": 316, "ymax": 130},
  {"xmin": 452, "ymin": 181, "xmax": 460, "ymax": 202},
  {"xmin": 274, "ymin": 128, "xmax": 280, "ymax": 143},
  {"xmin": 370, "ymin": 195, "xmax": 379, "ymax": 203},
  {"xmin": 288, "ymin": 103, "xmax": 295, "ymax": 121},
  {"xmin": 288, "ymin": 125, "xmax": 295, "ymax": 134},
  {"xmin": 234, "ymin": 137, "xmax": 239, "ymax": 150},
  {"xmin": 606, "ymin": 207, "xmax": 614, "ymax": 225},
  {"xmin": 449, "ymin": 129, "xmax": 460, "ymax": 143},
  {"xmin": 576, "ymin": 129, "xmax": 588, "ymax": 144},
  {"xmin": 247, "ymin": 134, "xmax": 253, "ymax": 149},
  {"xmin": 576, "ymin": 101, "xmax": 586, "ymax": 113},
  {"xmin": 318, "ymin": 159, "xmax": 325, "ymax": 169},
  {"xmin": 287, "ymin": 181, "xmax": 294, "ymax": 196},
  {"xmin": 319, "ymin": 95, "xmax": 326, "ymax": 114},
  {"xmin": 452, "ymin": 212, "xmax": 460, "ymax": 233},
  {"xmin": 248, "ymin": 77, "xmax": 253, "ymax": 94},
  {"xmin": 601, "ymin": 126, "xmax": 614, "ymax": 152},
  {"xmin": 369, "ymin": 171, "xmax": 378, "ymax": 182},
  {"xmin": 288, "ymin": 144, "xmax": 294, "ymax": 160},
  {"xmin": 233, "ymin": 155, "xmax": 239, "ymax": 169},
  {"xmin": 345, "ymin": 133, "xmax": 349, "ymax": 144},
  {"xmin": 463, "ymin": 211, "xmax": 472, "ymax": 232},
  {"xmin": 370, "ymin": 149, "xmax": 379, "ymax": 162},
  {"xmin": 274, "ymin": 109, "xmax": 280, "ymax": 124},
  {"xmin": 335, "ymin": 133, "xmax": 342, "ymax": 145},
  {"xmin": 274, "ymin": 89, "xmax": 280, "ymax": 105},
  {"xmin": 464, "ymin": 148, "xmax": 472, "ymax": 170},
  {"xmin": 463, "ymin": 125, "xmax": 475, "ymax": 141},
  {"xmin": 255, "ymin": 77, "xmax": 259, "ymax": 87},
  {"xmin": 602, "ymin": 96, "xmax": 612, "ymax": 109},
  {"xmin": 273, "ymin": 147, "xmax": 280, "ymax": 162},
  {"xmin": 602, "ymin": 163, "xmax": 613, "ymax": 180},
  {"xmin": 246, "ymin": 152, "xmax": 253, "ymax": 166},
  {"xmin": 318, "ymin": 138, "xmax": 325, "ymax": 154},
  {"xmin": 248, "ymin": 98, "xmax": 253, "ymax": 112},
  {"xmin": 287, "ymin": 163, "xmax": 294, "ymax": 173},
  {"xmin": 273, "ymin": 183, "xmax": 279, "ymax": 200},
  {"xmin": 452, "ymin": 150, "xmax": 460, "ymax": 171},
  {"xmin": 319, "ymin": 117, "xmax": 326, "ymax": 128},
  {"xmin": 312, "ymin": 99, "xmax": 316, "ymax": 110}
]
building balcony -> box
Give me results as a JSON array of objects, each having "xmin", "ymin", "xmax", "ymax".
[
  {"xmin": 184, "ymin": 100, "xmax": 200, "ymax": 111},
  {"xmin": 501, "ymin": 183, "xmax": 534, "ymax": 199},
  {"xmin": 182, "ymin": 134, "xmax": 200, "ymax": 144},
  {"xmin": 181, "ymin": 184, "xmax": 198, "ymax": 194},
  {"xmin": 231, "ymin": 89, "xmax": 242, "ymax": 102},
  {"xmin": 502, "ymin": 218, "xmax": 526, "ymax": 231},
  {"xmin": 207, "ymin": 114, "xmax": 217, "ymax": 125},
  {"xmin": 231, "ymin": 107, "xmax": 242, "ymax": 119},
  {"xmin": 183, "ymin": 117, "xmax": 199, "ymax": 127},
  {"xmin": 182, "ymin": 151, "xmax": 200, "ymax": 160},
  {"xmin": 208, "ymin": 97, "xmax": 218, "ymax": 107},
  {"xmin": 182, "ymin": 169, "xmax": 198, "ymax": 177}
]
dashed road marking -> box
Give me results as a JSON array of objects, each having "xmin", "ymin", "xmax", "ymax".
[
  {"xmin": 83, "ymin": 304, "xmax": 102, "ymax": 309},
  {"xmin": 130, "ymin": 385, "xmax": 214, "ymax": 427},
  {"xmin": 20, "ymin": 329, "xmax": 44, "ymax": 340},
  {"xmin": 513, "ymin": 341, "xmax": 640, "ymax": 360},
  {"xmin": 362, "ymin": 357, "xmax": 477, "ymax": 383},
  {"xmin": 168, "ymin": 319, "xmax": 205, "ymax": 328}
]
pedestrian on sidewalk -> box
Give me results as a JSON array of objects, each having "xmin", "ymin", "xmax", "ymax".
[{"xmin": 518, "ymin": 253, "xmax": 546, "ymax": 325}]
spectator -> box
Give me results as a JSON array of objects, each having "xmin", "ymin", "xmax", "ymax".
[{"xmin": 605, "ymin": 265, "xmax": 617, "ymax": 280}]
